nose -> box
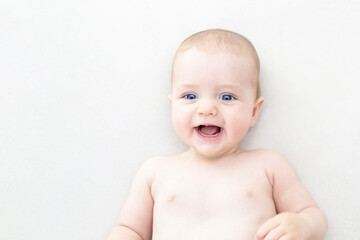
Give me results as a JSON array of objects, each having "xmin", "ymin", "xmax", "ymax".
[{"xmin": 197, "ymin": 100, "xmax": 218, "ymax": 116}]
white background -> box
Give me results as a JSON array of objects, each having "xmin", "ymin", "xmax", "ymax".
[{"xmin": 1, "ymin": 0, "xmax": 359, "ymax": 239}]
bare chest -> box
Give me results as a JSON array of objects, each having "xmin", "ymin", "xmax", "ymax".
[{"xmin": 151, "ymin": 165, "xmax": 276, "ymax": 239}]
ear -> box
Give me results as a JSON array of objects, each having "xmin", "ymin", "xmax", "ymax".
[
  {"xmin": 250, "ymin": 96, "xmax": 264, "ymax": 128},
  {"xmin": 168, "ymin": 94, "xmax": 172, "ymax": 105}
]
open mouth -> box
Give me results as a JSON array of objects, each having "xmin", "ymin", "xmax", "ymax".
[
  {"xmin": 197, "ymin": 125, "xmax": 221, "ymax": 136},
  {"xmin": 195, "ymin": 125, "xmax": 223, "ymax": 141}
]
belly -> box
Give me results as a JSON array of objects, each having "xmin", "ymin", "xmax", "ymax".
[{"xmin": 152, "ymin": 215, "xmax": 273, "ymax": 240}]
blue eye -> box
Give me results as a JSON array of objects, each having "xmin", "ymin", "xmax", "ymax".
[
  {"xmin": 184, "ymin": 94, "xmax": 197, "ymax": 100},
  {"xmin": 221, "ymin": 94, "xmax": 234, "ymax": 101}
]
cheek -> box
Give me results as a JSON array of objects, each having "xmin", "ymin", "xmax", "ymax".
[
  {"xmin": 171, "ymin": 105, "xmax": 192, "ymax": 133},
  {"xmin": 224, "ymin": 108, "xmax": 253, "ymax": 134}
]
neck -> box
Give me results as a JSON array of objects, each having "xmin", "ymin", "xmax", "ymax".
[{"xmin": 183, "ymin": 146, "xmax": 244, "ymax": 165}]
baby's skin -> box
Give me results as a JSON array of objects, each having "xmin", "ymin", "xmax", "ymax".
[
  {"xmin": 151, "ymin": 149, "xmax": 303, "ymax": 239},
  {"xmin": 108, "ymin": 30, "xmax": 327, "ymax": 240},
  {"xmin": 112, "ymin": 148, "xmax": 323, "ymax": 240}
]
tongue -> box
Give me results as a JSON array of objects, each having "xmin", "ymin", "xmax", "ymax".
[{"xmin": 200, "ymin": 126, "xmax": 220, "ymax": 135}]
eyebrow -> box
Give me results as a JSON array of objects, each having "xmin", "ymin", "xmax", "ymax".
[{"xmin": 218, "ymin": 84, "xmax": 243, "ymax": 91}]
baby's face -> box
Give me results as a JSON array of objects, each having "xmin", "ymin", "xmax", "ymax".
[{"xmin": 170, "ymin": 48, "xmax": 262, "ymax": 159}]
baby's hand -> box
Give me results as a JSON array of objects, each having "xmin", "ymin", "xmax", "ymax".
[{"xmin": 254, "ymin": 212, "xmax": 310, "ymax": 240}]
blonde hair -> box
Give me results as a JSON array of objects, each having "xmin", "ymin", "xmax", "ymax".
[{"xmin": 171, "ymin": 29, "xmax": 261, "ymax": 98}]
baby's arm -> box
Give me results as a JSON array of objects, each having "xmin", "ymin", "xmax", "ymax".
[
  {"xmin": 108, "ymin": 159, "xmax": 155, "ymax": 240},
  {"xmin": 255, "ymin": 151, "xmax": 327, "ymax": 240}
]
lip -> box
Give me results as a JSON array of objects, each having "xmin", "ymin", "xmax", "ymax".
[{"xmin": 195, "ymin": 125, "xmax": 223, "ymax": 142}]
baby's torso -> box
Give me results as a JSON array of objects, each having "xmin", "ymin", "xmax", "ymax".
[{"xmin": 150, "ymin": 152, "xmax": 277, "ymax": 240}]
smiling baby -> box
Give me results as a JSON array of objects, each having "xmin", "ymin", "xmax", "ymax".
[{"xmin": 108, "ymin": 29, "xmax": 327, "ymax": 240}]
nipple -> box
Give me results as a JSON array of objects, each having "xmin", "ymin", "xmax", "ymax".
[
  {"xmin": 245, "ymin": 190, "xmax": 253, "ymax": 198},
  {"xmin": 167, "ymin": 193, "xmax": 176, "ymax": 202}
]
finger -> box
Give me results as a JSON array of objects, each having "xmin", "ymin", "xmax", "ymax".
[
  {"xmin": 279, "ymin": 235, "xmax": 290, "ymax": 240},
  {"xmin": 263, "ymin": 226, "xmax": 285, "ymax": 240},
  {"xmin": 255, "ymin": 218, "xmax": 280, "ymax": 240}
]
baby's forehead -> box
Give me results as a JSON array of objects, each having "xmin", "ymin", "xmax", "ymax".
[
  {"xmin": 172, "ymin": 49, "xmax": 258, "ymax": 88},
  {"xmin": 174, "ymin": 47, "xmax": 259, "ymax": 80},
  {"xmin": 174, "ymin": 48, "xmax": 259, "ymax": 77}
]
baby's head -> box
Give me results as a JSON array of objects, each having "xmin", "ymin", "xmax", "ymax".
[
  {"xmin": 171, "ymin": 29, "xmax": 261, "ymax": 99},
  {"xmin": 169, "ymin": 29, "xmax": 264, "ymax": 158}
]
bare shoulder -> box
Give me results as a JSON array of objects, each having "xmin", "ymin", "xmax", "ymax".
[
  {"xmin": 243, "ymin": 149, "xmax": 296, "ymax": 181},
  {"xmin": 243, "ymin": 148, "xmax": 290, "ymax": 165},
  {"xmin": 137, "ymin": 155, "xmax": 180, "ymax": 183},
  {"xmin": 135, "ymin": 156, "xmax": 163, "ymax": 182},
  {"xmin": 249, "ymin": 148, "xmax": 291, "ymax": 163}
]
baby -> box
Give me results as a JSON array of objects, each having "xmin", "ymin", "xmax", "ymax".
[{"xmin": 108, "ymin": 29, "xmax": 327, "ymax": 240}]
